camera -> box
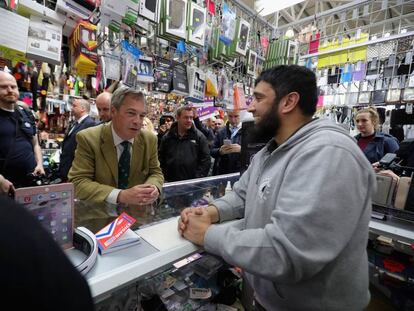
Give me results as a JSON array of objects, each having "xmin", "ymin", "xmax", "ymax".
[{"xmin": 378, "ymin": 153, "xmax": 398, "ymax": 170}]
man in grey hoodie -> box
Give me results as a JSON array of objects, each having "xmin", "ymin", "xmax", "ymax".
[{"xmin": 178, "ymin": 65, "xmax": 376, "ymax": 311}]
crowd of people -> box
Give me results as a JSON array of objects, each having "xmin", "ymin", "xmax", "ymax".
[{"xmin": 0, "ymin": 65, "xmax": 411, "ymax": 310}]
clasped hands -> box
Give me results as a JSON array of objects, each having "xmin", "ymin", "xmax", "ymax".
[
  {"xmin": 178, "ymin": 205, "xmax": 219, "ymax": 246},
  {"xmin": 118, "ymin": 184, "xmax": 159, "ymax": 205}
]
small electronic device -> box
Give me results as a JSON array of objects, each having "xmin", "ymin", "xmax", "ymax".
[
  {"xmin": 379, "ymin": 153, "xmax": 397, "ymax": 169},
  {"xmin": 223, "ymin": 139, "xmax": 231, "ymax": 145},
  {"xmin": 14, "ymin": 183, "xmax": 75, "ymax": 249},
  {"xmin": 14, "ymin": 183, "xmax": 98, "ymax": 275}
]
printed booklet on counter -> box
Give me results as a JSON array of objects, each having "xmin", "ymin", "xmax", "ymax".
[{"xmin": 95, "ymin": 212, "xmax": 141, "ymax": 255}]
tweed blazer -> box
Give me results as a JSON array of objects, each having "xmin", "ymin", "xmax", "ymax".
[{"xmin": 68, "ymin": 122, "xmax": 164, "ymax": 202}]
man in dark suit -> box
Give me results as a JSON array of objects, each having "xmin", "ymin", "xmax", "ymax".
[
  {"xmin": 59, "ymin": 98, "xmax": 96, "ymax": 181},
  {"xmin": 68, "ymin": 87, "xmax": 163, "ymax": 204},
  {"xmin": 211, "ymin": 110, "xmax": 242, "ymax": 175}
]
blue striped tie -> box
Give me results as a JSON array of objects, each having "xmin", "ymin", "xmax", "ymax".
[{"xmin": 118, "ymin": 141, "xmax": 130, "ymax": 189}]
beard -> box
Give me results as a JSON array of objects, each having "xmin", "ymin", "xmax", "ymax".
[{"xmin": 251, "ymin": 100, "xmax": 281, "ymax": 142}]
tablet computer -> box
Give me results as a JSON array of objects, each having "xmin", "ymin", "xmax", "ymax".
[{"xmin": 14, "ymin": 183, "xmax": 75, "ymax": 250}]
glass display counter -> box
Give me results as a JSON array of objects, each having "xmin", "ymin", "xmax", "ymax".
[{"xmin": 71, "ymin": 173, "xmax": 239, "ymax": 302}]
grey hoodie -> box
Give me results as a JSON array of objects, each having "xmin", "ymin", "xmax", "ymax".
[{"xmin": 204, "ymin": 118, "xmax": 376, "ymax": 311}]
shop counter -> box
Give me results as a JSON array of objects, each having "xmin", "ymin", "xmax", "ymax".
[
  {"xmin": 70, "ymin": 173, "xmax": 240, "ymax": 302},
  {"xmin": 70, "ymin": 172, "xmax": 414, "ymax": 302}
]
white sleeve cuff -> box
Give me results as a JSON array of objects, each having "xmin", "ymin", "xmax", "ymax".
[{"xmin": 106, "ymin": 189, "xmax": 121, "ymax": 204}]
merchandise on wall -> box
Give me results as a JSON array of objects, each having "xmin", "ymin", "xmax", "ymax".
[{"xmin": 187, "ymin": 1, "xmax": 206, "ymax": 47}]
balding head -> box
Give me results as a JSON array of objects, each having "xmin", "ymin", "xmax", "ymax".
[
  {"xmin": 0, "ymin": 71, "xmax": 19, "ymax": 109},
  {"xmin": 72, "ymin": 98, "xmax": 90, "ymax": 120},
  {"xmin": 96, "ymin": 92, "xmax": 112, "ymax": 122}
]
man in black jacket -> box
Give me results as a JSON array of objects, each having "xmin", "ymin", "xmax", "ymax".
[
  {"xmin": 59, "ymin": 98, "xmax": 96, "ymax": 181},
  {"xmin": 0, "ymin": 71, "xmax": 44, "ymax": 188},
  {"xmin": 211, "ymin": 110, "xmax": 242, "ymax": 175},
  {"xmin": 159, "ymin": 106, "xmax": 211, "ymax": 182}
]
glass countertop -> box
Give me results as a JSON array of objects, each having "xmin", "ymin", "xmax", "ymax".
[{"xmin": 74, "ymin": 173, "xmax": 240, "ymax": 233}]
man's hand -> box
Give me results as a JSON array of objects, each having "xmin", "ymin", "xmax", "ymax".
[
  {"xmin": 372, "ymin": 162, "xmax": 381, "ymax": 173},
  {"xmin": 0, "ymin": 174, "xmax": 14, "ymax": 194},
  {"xmin": 33, "ymin": 164, "xmax": 45, "ymax": 176},
  {"xmin": 182, "ymin": 207, "xmax": 212, "ymax": 246},
  {"xmin": 178, "ymin": 207, "xmax": 203, "ymax": 236},
  {"xmin": 178, "ymin": 205, "xmax": 219, "ymax": 236},
  {"xmin": 118, "ymin": 184, "xmax": 159, "ymax": 205},
  {"xmin": 159, "ymin": 124, "xmax": 167, "ymax": 133},
  {"xmin": 219, "ymin": 144, "xmax": 241, "ymax": 155}
]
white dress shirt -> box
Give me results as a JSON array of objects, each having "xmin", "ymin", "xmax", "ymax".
[{"xmin": 105, "ymin": 126, "xmax": 135, "ymax": 204}]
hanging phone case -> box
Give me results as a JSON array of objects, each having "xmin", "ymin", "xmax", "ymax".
[
  {"xmin": 386, "ymin": 77, "xmax": 401, "ymax": 103},
  {"xmin": 371, "ymin": 79, "xmax": 386, "ymax": 104},
  {"xmin": 402, "ymin": 74, "xmax": 414, "ymax": 102},
  {"xmin": 358, "ymin": 80, "xmax": 371, "ymax": 104}
]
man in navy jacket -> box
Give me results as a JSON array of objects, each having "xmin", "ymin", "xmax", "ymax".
[{"xmin": 59, "ymin": 98, "xmax": 96, "ymax": 181}]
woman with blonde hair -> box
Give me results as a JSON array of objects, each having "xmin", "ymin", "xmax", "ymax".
[
  {"xmin": 142, "ymin": 117, "xmax": 156, "ymax": 135},
  {"xmin": 354, "ymin": 107, "xmax": 399, "ymax": 163}
]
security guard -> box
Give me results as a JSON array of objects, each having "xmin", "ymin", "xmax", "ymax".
[{"xmin": 0, "ymin": 71, "xmax": 44, "ymax": 189}]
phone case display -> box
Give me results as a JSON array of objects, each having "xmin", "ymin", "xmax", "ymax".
[
  {"xmin": 371, "ymin": 79, "xmax": 386, "ymax": 104},
  {"xmin": 102, "ymin": 54, "xmax": 121, "ymax": 81},
  {"xmin": 121, "ymin": 40, "xmax": 141, "ymax": 87},
  {"xmin": 219, "ymin": 4, "xmax": 236, "ymax": 46},
  {"xmin": 344, "ymin": 82, "xmax": 360, "ymax": 107},
  {"xmin": 247, "ymin": 50, "xmax": 257, "ymax": 77},
  {"xmin": 165, "ymin": 0, "xmax": 188, "ymax": 40},
  {"xmin": 383, "ymin": 54, "xmax": 398, "ymax": 78},
  {"xmin": 340, "ymin": 64, "xmax": 353, "ymax": 83},
  {"xmin": 100, "ymin": 0, "xmax": 139, "ymax": 29},
  {"xmin": 187, "ymin": 1, "xmax": 206, "ymax": 47},
  {"xmin": 215, "ymin": 71, "xmax": 232, "ymax": 108},
  {"xmin": 264, "ymin": 38, "xmax": 296, "ymax": 69},
  {"xmin": 154, "ymin": 58, "xmax": 173, "ymax": 93},
  {"xmin": 256, "ymin": 55, "xmax": 265, "ymax": 78},
  {"xmin": 286, "ymin": 41, "xmax": 299, "ymax": 65},
  {"xmin": 137, "ymin": 55, "xmax": 154, "ymax": 83},
  {"xmin": 308, "ymin": 33, "xmax": 320, "ymax": 54},
  {"xmin": 186, "ymin": 66, "xmax": 205, "ymax": 103},
  {"xmin": 172, "ymin": 61, "xmax": 189, "ymax": 95},
  {"xmin": 56, "ymin": 0, "xmax": 95, "ymax": 20},
  {"xmin": 26, "ymin": 16, "xmax": 63, "ymax": 65},
  {"xmin": 386, "ymin": 77, "xmax": 402, "ymax": 103},
  {"xmin": 234, "ymin": 18, "xmax": 250, "ymax": 56},
  {"xmin": 205, "ymin": 70, "xmax": 218, "ymax": 97},
  {"xmin": 233, "ymin": 83, "xmax": 247, "ymax": 110},
  {"xmin": 70, "ymin": 21, "xmax": 98, "ymax": 75},
  {"xmin": 357, "ymin": 80, "xmax": 372, "ymax": 104},
  {"xmin": 139, "ymin": 0, "xmax": 159, "ymax": 22},
  {"xmin": 403, "ymin": 74, "xmax": 414, "ymax": 103},
  {"xmin": 352, "ymin": 61, "xmax": 366, "ymax": 81},
  {"xmin": 366, "ymin": 58, "xmax": 380, "ymax": 80}
]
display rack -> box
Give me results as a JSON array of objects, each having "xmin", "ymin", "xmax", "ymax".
[{"xmin": 300, "ymin": 30, "xmax": 414, "ymax": 59}]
